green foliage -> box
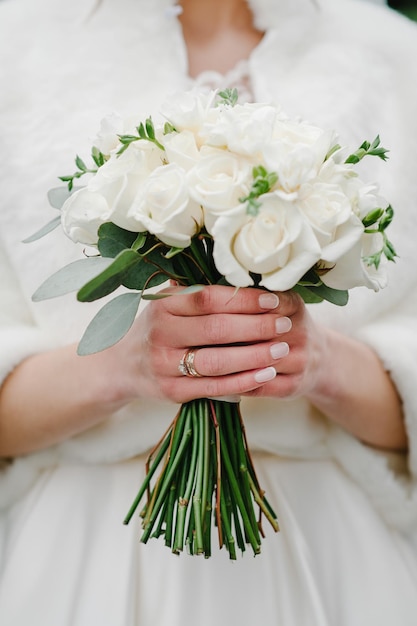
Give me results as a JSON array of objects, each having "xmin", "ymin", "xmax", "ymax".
[
  {"xmin": 77, "ymin": 292, "xmax": 142, "ymax": 355},
  {"xmin": 32, "ymin": 257, "xmax": 113, "ymax": 301},
  {"xmin": 217, "ymin": 88, "xmax": 239, "ymax": 107},
  {"xmin": 362, "ymin": 204, "xmax": 397, "ymax": 269},
  {"xmin": 239, "ymin": 165, "xmax": 279, "ymax": 216},
  {"xmin": 59, "ymin": 147, "xmax": 106, "ymax": 191},
  {"xmin": 22, "ymin": 215, "xmax": 62, "ymax": 243},
  {"xmin": 345, "ymin": 136, "xmax": 389, "ymax": 164},
  {"xmin": 97, "ymin": 222, "xmax": 139, "ymax": 258},
  {"xmin": 77, "ymin": 249, "xmax": 142, "ymax": 302},
  {"xmin": 117, "ymin": 117, "xmax": 165, "ymax": 154},
  {"xmin": 293, "ymin": 269, "xmax": 349, "ymax": 306}
]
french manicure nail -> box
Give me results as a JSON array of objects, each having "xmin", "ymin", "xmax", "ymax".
[
  {"xmin": 259, "ymin": 293, "xmax": 279, "ymax": 309},
  {"xmin": 254, "ymin": 366, "xmax": 277, "ymax": 383},
  {"xmin": 275, "ymin": 317, "xmax": 292, "ymax": 334},
  {"xmin": 270, "ymin": 342, "xmax": 289, "ymax": 359}
]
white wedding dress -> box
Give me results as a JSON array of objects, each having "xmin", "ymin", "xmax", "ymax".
[{"xmin": 1, "ymin": 0, "xmax": 417, "ymax": 625}]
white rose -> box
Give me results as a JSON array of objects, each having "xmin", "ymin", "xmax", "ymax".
[
  {"xmin": 88, "ymin": 142, "xmax": 164, "ymax": 231},
  {"xmin": 187, "ymin": 146, "xmax": 253, "ymax": 232},
  {"xmin": 296, "ymin": 182, "xmax": 363, "ymax": 262},
  {"xmin": 92, "ymin": 112, "xmax": 124, "ymax": 155},
  {"xmin": 320, "ymin": 232, "xmax": 387, "ymax": 291},
  {"xmin": 262, "ymin": 121, "xmax": 337, "ymax": 192},
  {"xmin": 61, "ymin": 188, "xmax": 111, "ymax": 245},
  {"xmin": 160, "ymin": 90, "xmax": 218, "ymax": 136},
  {"xmin": 126, "ymin": 162, "xmax": 203, "ymax": 248},
  {"xmin": 202, "ymin": 102, "xmax": 279, "ymax": 156},
  {"xmin": 162, "ymin": 130, "xmax": 200, "ymax": 171},
  {"xmin": 212, "ymin": 194, "xmax": 321, "ymax": 291}
]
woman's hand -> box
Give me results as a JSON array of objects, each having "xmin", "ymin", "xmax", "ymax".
[
  {"xmin": 118, "ymin": 284, "xmax": 321, "ymax": 404},
  {"xmin": 125, "ymin": 284, "xmax": 406, "ymax": 451},
  {"xmin": 0, "ymin": 284, "xmax": 406, "ymax": 456}
]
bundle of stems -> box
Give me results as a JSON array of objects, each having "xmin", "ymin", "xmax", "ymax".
[
  {"xmin": 124, "ymin": 398, "xmax": 279, "ymax": 558},
  {"xmin": 121, "ymin": 232, "xmax": 279, "ymax": 558}
]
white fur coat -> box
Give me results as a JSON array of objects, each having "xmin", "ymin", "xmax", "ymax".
[{"xmin": 1, "ymin": 0, "xmax": 417, "ymax": 538}]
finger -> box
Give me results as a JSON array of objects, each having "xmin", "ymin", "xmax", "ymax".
[
  {"xmin": 160, "ymin": 285, "xmax": 280, "ymax": 317},
  {"xmin": 160, "ymin": 365, "xmax": 279, "ymax": 404},
  {"xmin": 153, "ymin": 311, "xmax": 288, "ymax": 348},
  {"xmin": 174, "ymin": 341, "xmax": 290, "ymax": 378}
]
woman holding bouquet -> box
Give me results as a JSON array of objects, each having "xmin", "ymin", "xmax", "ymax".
[{"xmin": 0, "ymin": 0, "xmax": 417, "ymax": 624}]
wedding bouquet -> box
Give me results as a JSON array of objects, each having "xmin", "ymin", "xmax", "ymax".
[{"xmin": 29, "ymin": 88, "xmax": 396, "ymax": 559}]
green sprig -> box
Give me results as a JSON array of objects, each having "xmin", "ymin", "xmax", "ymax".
[
  {"xmin": 362, "ymin": 204, "xmax": 397, "ymax": 269},
  {"xmin": 59, "ymin": 148, "xmax": 106, "ymax": 191},
  {"xmin": 117, "ymin": 117, "xmax": 165, "ymax": 154},
  {"xmin": 217, "ymin": 88, "xmax": 239, "ymax": 107},
  {"xmin": 345, "ymin": 135, "xmax": 389, "ymax": 165},
  {"xmin": 239, "ymin": 165, "xmax": 279, "ymax": 216}
]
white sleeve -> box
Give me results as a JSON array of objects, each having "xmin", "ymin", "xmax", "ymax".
[
  {"xmin": 0, "ymin": 241, "xmax": 56, "ymax": 387},
  {"xmin": 327, "ymin": 287, "xmax": 417, "ymax": 535}
]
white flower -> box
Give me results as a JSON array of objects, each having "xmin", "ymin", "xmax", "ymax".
[
  {"xmin": 321, "ymin": 232, "xmax": 388, "ymax": 291},
  {"xmin": 296, "ymin": 181, "xmax": 364, "ymax": 263},
  {"xmin": 61, "ymin": 188, "xmax": 111, "ymax": 245},
  {"xmin": 92, "ymin": 112, "xmax": 124, "ymax": 155},
  {"xmin": 262, "ymin": 121, "xmax": 337, "ymax": 193},
  {"xmin": 212, "ymin": 194, "xmax": 322, "ymax": 291},
  {"xmin": 187, "ymin": 146, "xmax": 253, "ymax": 231},
  {"xmin": 202, "ymin": 102, "xmax": 279, "ymax": 156},
  {"xmin": 160, "ymin": 90, "xmax": 218, "ymax": 137},
  {"xmin": 125, "ymin": 162, "xmax": 203, "ymax": 248},
  {"xmin": 87, "ymin": 143, "xmax": 164, "ymax": 231},
  {"xmin": 162, "ymin": 130, "xmax": 200, "ymax": 171}
]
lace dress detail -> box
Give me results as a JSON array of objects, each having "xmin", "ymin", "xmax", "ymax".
[{"xmin": 188, "ymin": 59, "xmax": 255, "ymax": 102}]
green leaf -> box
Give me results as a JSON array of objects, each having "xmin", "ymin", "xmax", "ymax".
[
  {"xmin": 163, "ymin": 122, "xmax": 177, "ymax": 135},
  {"xmin": 75, "ymin": 155, "xmax": 87, "ymax": 172},
  {"xmin": 47, "ymin": 186, "xmax": 80, "ymax": 210},
  {"xmin": 309, "ymin": 283, "xmax": 349, "ymax": 306},
  {"xmin": 32, "ymin": 257, "xmax": 113, "ymax": 301},
  {"xmin": 165, "ymin": 246, "xmax": 184, "ymax": 259},
  {"xmin": 97, "ymin": 222, "xmax": 139, "ymax": 258},
  {"xmin": 77, "ymin": 292, "xmax": 142, "ymax": 355},
  {"xmin": 77, "ymin": 249, "xmax": 141, "ymax": 302},
  {"xmin": 217, "ymin": 88, "xmax": 239, "ymax": 107},
  {"xmin": 292, "ymin": 284, "xmax": 324, "ymax": 304},
  {"xmin": 362, "ymin": 208, "xmax": 384, "ymax": 228},
  {"xmin": 122, "ymin": 246, "xmax": 175, "ymax": 290},
  {"xmin": 378, "ymin": 205, "xmax": 394, "ymax": 231},
  {"xmin": 91, "ymin": 146, "xmax": 106, "ymax": 167},
  {"xmin": 324, "ymin": 143, "xmax": 342, "ymax": 161},
  {"xmin": 22, "ymin": 216, "xmax": 62, "ymax": 243},
  {"xmin": 131, "ymin": 232, "xmax": 147, "ymax": 251},
  {"xmin": 142, "ymin": 285, "xmax": 205, "ymax": 300}
]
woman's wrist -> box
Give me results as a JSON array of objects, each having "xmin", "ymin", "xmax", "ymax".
[{"xmin": 305, "ymin": 329, "xmax": 407, "ymax": 452}]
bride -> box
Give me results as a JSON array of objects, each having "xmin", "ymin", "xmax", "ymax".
[{"xmin": 1, "ymin": 0, "xmax": 417, "ymax": 624}]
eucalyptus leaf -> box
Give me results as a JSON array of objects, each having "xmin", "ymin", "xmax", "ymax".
[
  {"xmin": 142, "ymin": 285, "xmax": 205, "ymax": 300},
  {"xmin": 77, "ymin": 249, "xmax": 141, "ymax": 302},
  {"xmin": 47, "ymin": 186, "xmax": 81, "ymax": 210},
  {"xmin": 292, "ymin": 284, "xmax": 324, "ymax": 304},
  {"xmin": 97, "ymin": 222, "xmax": 138, "ymax": 258},
  {"xmin": 77, "ymin": 292, "xmax": 142, "ymax": 355},
  {"xmin": 122, "ymin": 246, "xmax": 175, "ymax": 290},
  {"xmin": 32, "ymin": 256, "xmax": 113, "ymax": 301},
  {"xmin": 22, "ymin": 216, "xmax": 62, "ymax": 243},
  {"xmin": 307, "ymin": 283, "xmax": 349, "ymax": 306}
]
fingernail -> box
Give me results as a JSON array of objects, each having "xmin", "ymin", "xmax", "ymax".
[
  {"xmin": 254, "ymin": 366, "xmax": 277, "ymax": 383},
  {"xmin": 270, "ymin": 342, "xmax": 289, "ymax": 359},
  {"xmin": 259, "ymin": 293, "xmax": 279, "ymax": 309},
  {"xmin": 275, "ymin": 317, "xmax": 292, "ymax": 334}
]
